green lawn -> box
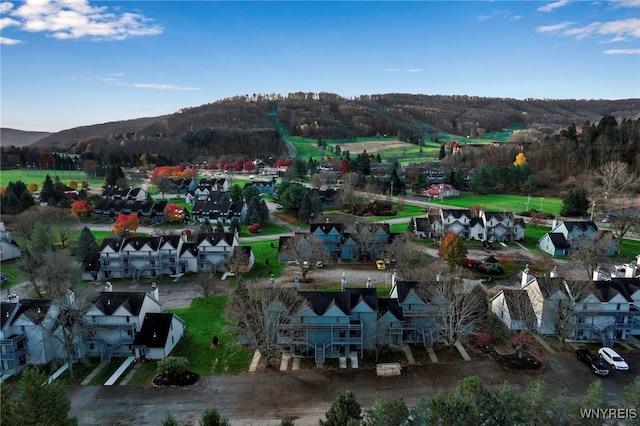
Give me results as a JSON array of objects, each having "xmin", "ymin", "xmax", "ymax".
[
  {"xmin": 168, "ymin": 297, "xmax": 254, "ymax": 375},
  {"xmin": 431, "ymin": 193, "xmax": 563, "ymax": 216},
  {"xmin": 238, "ymin": 220, "xmax": 290, "ymax": 238},
  {"xmin": 238, "ymin": 239, "xmax": 284, "ymax": 280},
  {"xmin": 0, "ymin": 168, "xmax": 104, "ymax": 188}
]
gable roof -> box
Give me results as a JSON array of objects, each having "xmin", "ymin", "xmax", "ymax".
[
  {"xmin": 547, "ymin": 232, "xmax": 570, "ymax": 249},
  {"xmin": 377, "ymin": 298, "xmax": 404, "ymax": 320},
  {"xmin": 92, "ymin": 292, "xmax": 148, "ymax": 316},
  {"xmin": 563, "ymin": 221, "xmax": 598, "ymax": 233},
  {"xmin": 501, "ymin": 289, "xmax": 535, "ymax": 321},
  {"xmin": 594, "ymin": 278, "xmax": 640, "ymax": 303},
  {"xmin": 14, "ymin": 299, "xmax": 53, "ymax": 324},
  {"xmin": 1, "ymin": 302, "xmax": 19, "ymax": 329},
  {"xmin": 298, "ymin": 288, "xmax": 378, "ymax": 316},
  {"xmin": 132, "ymin": 313, "xmax": 177, "ymax": 348}
]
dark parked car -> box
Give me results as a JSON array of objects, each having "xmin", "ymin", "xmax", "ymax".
[
  {"xmin": 576, "ymin": 349, "xmax": 609, "ymax": 376},
  {"xmin": 0, "ymin": 272, "xmax": 8, "ymax": 285}
]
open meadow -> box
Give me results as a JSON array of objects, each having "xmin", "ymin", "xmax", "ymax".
[{"xmin": 0, "ymin": 168, "xmax": 105, "ymax": 188}]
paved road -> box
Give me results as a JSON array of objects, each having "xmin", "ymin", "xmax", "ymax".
[{"xmin": 68, "ymin": 352, "xmax": 640, "ymax": 426}]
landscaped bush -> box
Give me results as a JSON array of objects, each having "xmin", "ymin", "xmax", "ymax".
[
  {"xmin": 474, "ymin": 332, "xmax": 492, "ymax": 346},
  {"xmin": 248, "ymin": 223, "xmax": 261, "ymax": 233}
]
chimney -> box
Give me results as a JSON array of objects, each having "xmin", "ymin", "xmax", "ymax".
[
  {"xmin": 366, "ymin": 277, "xmax": 371, "ymax": 288},
  {"xmin": 341, "ymin": 272, "xmax": 346, "ymax": 291},
  {"xmin": 550, "ymin": 266, "xmax": 558, "ymax": 278},
  {"xmin": 593, "ymin": 265, "xmax": 603, "ymax": 281},
  {"xmin": 7, "ymin": 294, "xmax": 19, "ymax": 303},
  {"xmin": 389, "ymin": 269, "xmax": 399, "ymax": 299},
  {"xmin": 150, "ymin": 282, "xmax": 159, "ymax": 301},
  {"xmin": 436, "ymin": 273, "xmax": 443, "ymax": 282},
  {"xmin": 551, "ymin": 219, "xmax": 559, "ymax": 230},
  {"xmin": 67, "ymin": 289, "xmax": 75, "ymax": 306},
  {"xmin": 294, "ymin": 277, "xmax": 300, "ymax": 292},
  {"xmin": 521, "ymin": 265, "xmax": 533, "ymax": 287},
  {"xmin": 105, "ymin": 281, "xmax": 112, "ymax": 292}
]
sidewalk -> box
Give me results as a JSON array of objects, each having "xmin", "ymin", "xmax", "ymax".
[{"xmin": 81, "ymin": 362, "xmax": 108, "ymax": 386}]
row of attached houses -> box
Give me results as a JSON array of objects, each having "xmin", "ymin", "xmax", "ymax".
[
  {"xmin": 190, "ymin": 197, "xmax": 246, "ymax": 224},
  {"xmin": 537, "ymin": 219, "xmax": 616, "ymax": 257},
  {"xmin": 413, "ymin": 209, "xmax": 525, "ymax": 242},
  {"xmin": 102, "ymin": 186, "xmax": 148, "ymax": 201},
  {"xmin": 93, "ymin": 198, "xmax": 169, "ymax": 224},
  {"xmin": 1, "ymin": 284, "xmax": 184, "ymax": 376},
  {"xmin": 84, "ymin": 232, "xmax": 253, "ymax": 281},
  {"xmin": 278, "ymin": 222, "xmax": 404, "ymax": 262},
  {"xmin": 272, "ymin": 273, "xmax": 453, "ymax": 365},
  {"xmin": 421, "ymin": 184, "xmax": 460, "ymax": 199},
  {"xmin": 491, "ymin": 256, "xmax": 640, "ymax": 345}
]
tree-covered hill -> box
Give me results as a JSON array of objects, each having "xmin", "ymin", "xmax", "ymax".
[{"xmin": 12, "ymin": 93, "xmax": 640, "ymax": 163}]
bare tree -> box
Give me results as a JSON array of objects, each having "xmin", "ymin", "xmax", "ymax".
[
  {"xmin": 391, "ymin": 244, "xmax": 442, "ymax": 282},
  {"xmin": 607, "ymin": 207, "xmax": 640, "ymax": 240},
  {"xmin": 228, "ymin": 246, "xmax": 252, "ymax": 274},
  {"xmin": 496, "ymin": 286, "xmax": 541, "ymax": 359},
  {"xmin": 196, "ymin": 271, "xmax": 222, "ymax": 302},
  {"xmin": 279, "ymin": 234, "xmax": 330, "ymax": 280},
  {"xmin": 53, "ymin": 286, "xmax": 99, "ymax": 378},
  {"xmin": 416, "ymin": 278, "xmax": 487, "ymax": 351},
  {"xmin": 571, "ymin": 232, "xmax": 616, "ymax": 280},
  {"xmin": 39, "ymin": 251, "xmax": 81, "ymax": 298},
  {"xmin": 48, "ymin": 207, "xmax": 80, "ymax": 248},
  {"xmin": 596, "ymin": 161, "xmax": 639, "ymax": 198},
  {"xmin": 225, "ymin": 278, "xmax": 308, "ymax": 366},
  {"xmin": 551, "ymin": 280, "xmax": 597, "ymax": 347}
]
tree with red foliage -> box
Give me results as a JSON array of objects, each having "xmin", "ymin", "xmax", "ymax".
[
  {"xmin": 438, "ymin": 232, "xmax": 467, "ymax": 268},
  {"xmin": 112, "ymin": 213, "xmax": 139, "ymax": 237},
  {"xmin": 244, "ymin": 160, "xmax": 255, "ymax": 171},
  {"xmin": 234, "ymin": 158, "xmax": 244, "ymax": 171},
  {"xmin": 71, "ymin": 199, "xmax": 94, "ymax": 219},
  {"xmin": 337, "ymin": 158, "xmax": 351, "ymax": 177},
  {"xmin": 247, "ymin": 223, "xmax": 261, "ymax": 233},
  {"xmin": 164, "ymin": 203, "xmax": 185, "ymax": 223}
]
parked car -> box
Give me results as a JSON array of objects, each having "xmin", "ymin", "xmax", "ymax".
[
  {"xmin": 576, "ymin": 349, "xmax": 609, "ymax": 376},
  {"xmin": 0, "ymin": 272, "xmax": 8, "ymax": 285},
  {"xmin": 598, "ymin": 347, "xmax": 629, "ymax": 371}
]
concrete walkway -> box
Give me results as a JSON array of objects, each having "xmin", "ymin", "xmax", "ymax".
[
  {"xmin": 119, "ymin": 359, "xmax": 144, "ymax": 385},
  {"xmin": 248, "ymin": 350, "xmax": 261, "ymax": 373},
  {"xmin": 81, "ymin": 362, "xmax": 108, "ymax": 386},
  {"xmin": 105, "ymin": 356, "xmax": 135, "ymax": 386},
  {"xmin": 279, "ymin": 353, "xmax": 291, "ymax": 371},
  {"xmin": 426, "ymin": 347, "xmax": 439, "ymax": 363},
  {"xmin": 532, "ymin": 334, "xmax": 557, "ymax": 355},
  {"xmin": 402, "ymin": 345, "xmax": 416, "ymax": 365},
  {"xmin": 454, "ymin": 340, "xmax": 472, "ymax": 362}
]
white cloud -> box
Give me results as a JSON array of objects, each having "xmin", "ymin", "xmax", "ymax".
[
  {"xmin": 477, "ymin": 11, "xmax": 522, "ymax": 22},
  {"xmin": 536, "ymin": 21, "xmax": 574, "ymax": 33},
  {"xmin": 385, "ymin": 68, "xmax": 400, "ymax": 72},
  {"xmin": 538, "ymin": 0, "xmax": 571, "ymax": 12},
  {"xmin": 598, "ymin": 18, "xmax": 640, "ymax": 41},
  {"xmin": 603, "ymin": 48, "xmax": 640, "ymax": 54},
  {"xmin": 0, "ymin": 16, "xmax": 20, "ymax": 30},
  {"xmin": 0, "ymin": 1, "xmax": 14, "ymax": 13},
  {"xmin": 6, "ymin": 0, "xmax": 162, "ymax": 41},
  {"xmin": 611, "ymin": 0, "xmax": 640, "ymax": 8},
  {"xmin": 0, "ymin": 36, "xmax": 22, "ymax": 45},
  {"xmin": 406, "ymin": 68, "xmax": 423, "ymax": 73},
  {"xmin": 96, "ymin": 76, "xmax": 199, "ymax": 91}
]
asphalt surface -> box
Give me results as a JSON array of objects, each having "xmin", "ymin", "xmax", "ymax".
[{"xmin": 68, "ymin": 352, "xmax": 640, "ymax": 426}]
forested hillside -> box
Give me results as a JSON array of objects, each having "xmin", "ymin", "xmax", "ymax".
[{"xmin": 2, "ymin": 93, "xmax": 639, "ymax": 171}]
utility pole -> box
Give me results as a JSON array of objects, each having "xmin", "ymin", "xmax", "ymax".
[{"xmin": 590, "ymin": 200, "xmax": 596, "ymax": 221}]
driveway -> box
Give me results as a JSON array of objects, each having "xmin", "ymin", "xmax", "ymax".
[{"xmin": 68, "ymin": 352, "xmax": 640, "ymax": 426}]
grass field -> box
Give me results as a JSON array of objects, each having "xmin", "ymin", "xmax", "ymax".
[
  {"xmin": 430, "ymin": 193, "xmax": 563, "ymax": 216},
  {"xmin": 168, "ymin": 297, "xmax": 254, "ymax": 375},
  {"xmin": 0, "ymin": 168, "xmax": 105, "ymax": 188}
]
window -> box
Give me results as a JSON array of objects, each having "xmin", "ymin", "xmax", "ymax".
[
  {"xmin": 616, "ymin": 304, "xmax": 621, "ymax": 311},
  {"xmin": 126, "ymin": 316, "xmax": 130, "ymax": 323}
]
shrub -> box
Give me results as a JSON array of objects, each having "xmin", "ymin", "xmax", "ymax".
[
  {"xmin": 474, "ymin": 332, "xmax": 492, "ymax": 346},
  {"xmin": 248, "ymin": 223, "xmax": 261, "ymax": 233},
  {"xmin": 157, "ymin": 356, "xmax": 189, "ymax": 379}
]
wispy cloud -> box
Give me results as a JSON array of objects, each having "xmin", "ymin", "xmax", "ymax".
[
  {"xmin": 406, "ymin": 68, "xmax": 423, "ymax": 73},
  {"xmin": 538, "ymin": 0, "xmax": 571, "ymax": 13},
  {"xmin": 537, "ymin": 18, "xmax": 640, "ymax": 42},
  {"xmin": 611, "ymin": 0, "xmax": 640, "ymax": 8},
  {"xmin": 2, "ymin": 0, "xmax": 163, "ymax": 43},
  {"xmin": 477, "ymin": 11, "xmax": 522, "ymax": 22},
  {"xmin": 603, "ymin": 48, "xmax": 640, "ymax": 54},
  {"xmin": 536, "ymin": 21, "xmax": 575, "ymax": 33},
  {"xmin": 0, "ymin": 36, "xmax": 22, "ymax": 45},
  {"xmin": 384, "ymin": 68, "xmax": 400, "ymax": 72},
  {"xmin": 97, "ymin": 76, "xmax": 200, "ymax": 91}
]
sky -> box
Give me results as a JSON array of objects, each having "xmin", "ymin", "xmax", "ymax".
[{"xmin": 1, "ymin": 0, "xmax": 639, "ymax": 133}]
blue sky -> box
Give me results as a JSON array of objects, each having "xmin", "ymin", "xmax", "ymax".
[{"xmin": 1, "ymin": 0, "xmax": 639, "ymax": 132}]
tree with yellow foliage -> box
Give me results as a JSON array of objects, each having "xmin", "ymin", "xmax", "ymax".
[{"xmin": 513, "ymin": 152, "xmax": 527, "ymax": 166}]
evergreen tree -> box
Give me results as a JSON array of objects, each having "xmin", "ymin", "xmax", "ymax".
[
  {"xmin": 560, "ymin": 186, "xmax": 590, "ymax": 217},
  {"xmin": 320, "ymin": 391, "xmax": 362, "ymax": 426},
  {"xmin": 228, "ymin": 184, "xmax": 243, "ymax": 202},
  {"xmin": 229, "ymin": 217, "xmax": 241, "ymax": 233},
  {"xmin": 439, "ymin": 144, "xmax": 446, "ymax": 160},
  {"xmin": 0, "ymin": 180, "xmax": 35, "ymax": 215},
  {"xmin": 75, "ymin": 226, "xmax": 99, "ymax": 262},
  {"xmin": 297, "ymin": 192, "xmax": 314, "ymax": 222},
  {"xmin": 199, "ymin": 408, "xmax": 230, "ymax": 426},
  {"xmin": 363, "ymin": 395, "xmax": 409, "ymax": 426},
  {"xmin": 40, "ymin": 174, "xmax": 57, "ymax": 204},
  {"xmin": 8, "ymin": 367, "xmax": 77, "ymax": 426}
]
